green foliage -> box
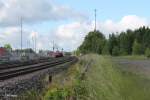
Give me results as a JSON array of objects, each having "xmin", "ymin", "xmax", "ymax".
[
  {"xmin": 119, "ymin": 30, "xmax": 134, "ymax": 55},
  {"xmin": 119, "ymin": 49, "xmax": 128, "ymax": 56},
  {"xmin": 102, "ymin": 42, "xmax": 110, "ymax": 55},
  {"xmin": 112, "ymin": 46, "xmax": 119, "ymax": 56},
  {"xmin": 18, "ymin": 90, "xmax": 42, "ymax": 100},
  {"xmin": 44, "ymin": 88, "xmax": 70, "ymax": 100},
  {"xmin": 44, "ymin": 57, "xmax": 89, "ymax": 100},
  {"xmin": 145, "ymin": 48, "xmax": 150, "ymax": 58},
  {"xmin": 73, "ymin": 48, "xmax": 80, "ymax": 56},
  {"xmin": 73, "ymin": 80, "xmax": 89, "ymax": 100},
  {"xmin": 132, "ymin": 40, "xmax": 142, "ymax": 55},
  {"xmin": 108, "ymin": 33, "xmax": 119, "ymax": 55},
  {"xmin": 44, "ymin": 81, "xmax": 88, "ymax": 100},
  {"xmin": 43, "ymin": 54, "xmax": 150, "ymax": 100},
  {"xmin": 79, "ymin": 31, "xmax": 106, "ymax": 54},
  {"xmin": 79, "ymin": 26, "xmax": 150, "ymax": 56},
  {"xmin": 77, "ymin": 54, "xmax": 150, "ymax": 100},
  {"xmin": 4, "ymin": 44, "xmax": 12, "ymax": 51}
]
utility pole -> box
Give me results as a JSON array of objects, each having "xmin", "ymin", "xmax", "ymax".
[
  {"xmin": 52, "ymin": 41, "xmax": 55, "ymax": 52},
  {"xmin": 94, "ymin": 9, "xmax": 97, "ymax": 31},
  {"xmin": 32, "ymin": 37, "xmax": 34, "ymax": 52},
  {"xmin": 27, "ymin": 40, "xmax": 30, "ymax": 49},
  {"xmin": 35, "ymin": 34, "xmax": 36, "ymax": 53},
  {"xmin": 20, "ymin": 17, "xmax": 23, "ymax": 51},
  {"xmin": 62, "ymin": 48, "xmax": 63, "ymax": 53},
  {"xmin": 20, "ymin": 17, "xmax": 23, "ymax": 58}
]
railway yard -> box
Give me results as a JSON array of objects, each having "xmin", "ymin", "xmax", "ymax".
[{"xmin": 0, "ymin": 56, "xmax": 78, "ymax": 99}]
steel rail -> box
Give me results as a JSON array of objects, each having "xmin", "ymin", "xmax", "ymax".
[
  {"xmin": 0, "ymin": 57, "xmax": 71, "ymax": 74},
  {"xmin": 0, "ymin": 57, "xmax": 54, "ymax": 66},
  {"xmin": 0, "ymin": 57, "xmax": 65, "ymax": 70},
  {"xmin": 0, "ymin": 57, "xmax": 77, "ymax": 80}
]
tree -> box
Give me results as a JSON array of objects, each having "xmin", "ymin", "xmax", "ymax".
[
  {"xmin": 108, "ymin": 33, "xmax": 119, "ymax": 55},
  {"xmin": 102, "ymin": 41, "xmax": 110, "ymax": 55},
  {"xmin": 119, "ymin": 30, "xmax": 134, "ymax": 55},
  {"xmin": 112, "ymin": 46, "xmax": 119, "ymax": 56},
  {"xmin": 145, "ymin": 48, "xmax": 150, "ymax": 58},
  {"xmin": 78, "ymin": 26, "xmax": 150, "ymax": 56},
  {"xmin": 79, "ymin": 31, "xmax": 106, "ymax": 54},
  {"xmin": 4, "ymin": 44, "xmax": 12, "ymax": 51},
  {"xmin": 132, "ymin": 40, "xmax": 142, "ymax": 55}
]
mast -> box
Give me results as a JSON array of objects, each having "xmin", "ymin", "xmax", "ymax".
[
  {"xmin": 20, "ymin": 17, "xmax": 23, "ymax": 51},
  {"xmin": 52, "ymin": 41, "xmax": 55, "ymax": 52},
  {"xmin": 94, "ymin": 9, "xmax": 97, "ymax": 31},
  {"xmin": 35, "ymin": 33, "xmax": 36, "ymax": 53}
]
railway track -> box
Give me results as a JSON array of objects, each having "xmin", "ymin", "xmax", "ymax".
[
  {"xmin": 0, "ymin": 56, "xmax": 77, "ymax": 81},
  {"xmin": 0, "ymin": 57, "xmax": 56, "ymax": 69}
]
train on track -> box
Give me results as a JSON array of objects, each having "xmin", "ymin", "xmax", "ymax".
[
  {"xmin": 48, "ymin": 51, "xmax": 63, "ymax": 58},
  {"xmin": 0, "ymin": 47, "xmax": 65, "ymax": 62}
]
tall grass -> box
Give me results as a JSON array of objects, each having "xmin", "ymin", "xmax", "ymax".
[
  {"xmin": 44, "ymin": 54, "xmax": 150, "ymax": 100},
  {"xmin": 81, "ymin": 54, "xmax": 150, "ymax": 100}
]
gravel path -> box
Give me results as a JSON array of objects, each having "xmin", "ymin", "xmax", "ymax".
[{"xmin": 114, "ymin": 58, "xmax": 150, "ymax": 78}]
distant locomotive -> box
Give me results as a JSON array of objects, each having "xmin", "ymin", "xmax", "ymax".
[{"xmin": 48, "ymin": 51, "xmax": 63, "ymax": 58}]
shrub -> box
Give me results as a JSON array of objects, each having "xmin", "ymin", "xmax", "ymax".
[
  {"xmin": 112, "ymin": 46, "xmax": 119, "ymax": 56},
  {"xmin": 145, "ymin": 48, "xmax": 150, "ymax": 58},
  {"xmin": 102, "ymin": 43, "xmax": 110, "ymax": 55},
  {"xmin": 44, "ymin": 88, "xmax": 70, "ymax": 100},
  {"xmin": 132, "ymin": 40, "xmax": 142, "ymax": 55}
]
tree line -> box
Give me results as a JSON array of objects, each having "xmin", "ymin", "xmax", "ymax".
[{"xmin": 78, "ymin": 26, "xmax": 150, "ymax": 57}]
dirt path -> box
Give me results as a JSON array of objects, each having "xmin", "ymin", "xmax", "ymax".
[{"xmin": 114, "ymin": 58, "xmax": 150, "ymax": 78}]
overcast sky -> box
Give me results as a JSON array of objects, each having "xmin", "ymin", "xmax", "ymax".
[{"xmin": 0, "ymin": 0, "xmax": 149, "ymax": 51}]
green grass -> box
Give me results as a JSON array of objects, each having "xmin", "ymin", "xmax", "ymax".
[
  {"xmin": 80, "ymin": 54, "xmax": 150, "ymax": 100},
  {"xmin": 43, "ymin": 54, "xmax": 150, "ymax": 100}
]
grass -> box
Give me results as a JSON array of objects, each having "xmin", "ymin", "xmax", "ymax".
[
  {"xmin": 43, "ymin": 60, "xmax": 87, "ymax": 100},
  {"xmin": 82, "ymin": 54, "xmax": 150, "ymax": 100},
  {"xmin": 21, "ymin": 54, "xmax": 150, "ymax": 100}
]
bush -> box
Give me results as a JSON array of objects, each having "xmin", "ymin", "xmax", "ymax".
[
  {"xmin": 132, "ymin": 40, "xmax": 142, "ymax": 55},
  {"xmin": 145, "ymin": 48, "xmax": 150, "ymax": 58},
  {"xmin": 112, "ymin": 46, "xmax": 119, "ymax": 56},
  {"xmin": 102, "ymin": 43, "xmax": 110, "ymax": 55},
  {"xmin": 44, "ymin": 88, "xmax": 71, "ymax": 100},
  {"xmin": 119, "ymin": 49, "xmax": 128, "ymax": 56}
]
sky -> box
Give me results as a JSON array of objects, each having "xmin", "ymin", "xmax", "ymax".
[{"xmin": 0, "ymin": 0, "xmax": 149, "ymax": 51}]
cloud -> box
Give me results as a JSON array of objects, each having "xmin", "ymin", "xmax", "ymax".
[
  {"xmin": 53, "ymin": 22, "xmax": 92, "ymax": 50},
  {"xmin": 99, "ymin": 15, "xmax": 149, "ymax": 37},
  {"xmin": 0, "ymin": 0, "xmax": 86, "ymax": 26},
  {"xmin": 51, "ymin": 15, "xmax": 150, "ymax": 50},
  {"xmin": 0, "ymin": 15, "xmax": 149, "ymax": 51},
  {"xmin": 0, "ymin": 27, "xmax": 31, "ymax": 48}
]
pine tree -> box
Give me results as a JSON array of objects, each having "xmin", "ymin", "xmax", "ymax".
[{"xmin": 132, "ymin": 40, "xmax": 142, "ymax": 55}]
